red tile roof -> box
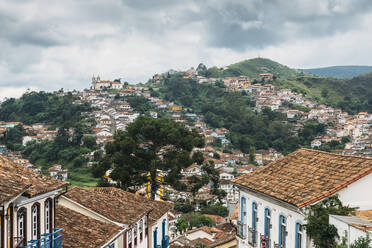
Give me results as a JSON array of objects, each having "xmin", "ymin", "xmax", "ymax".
[
  {"xmin": 55, "ymin": 205, "xmax": 122, "ymax": 248},
  {"xmin": 232, "ymin": 148, "xmax": 372, "ymax": 208},
  {"xmin": 0, "ymin": 155, "xmax": 68, "ymax": 204}
]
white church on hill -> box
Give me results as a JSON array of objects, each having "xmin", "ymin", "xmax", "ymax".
[{"xmin": 91, "ymin": 75, "xmax": 123, "ymax": 90}]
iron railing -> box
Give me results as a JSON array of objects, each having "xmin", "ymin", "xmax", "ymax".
[
  {"xmin": 23, "ymin": 228, "xmax": 62, "ymax": 248},
  {"xmin": 248, "ymin": 227, "xmax": 257, "ymax": 246},
  {"xmin": 162, "ymin": 235, "xmax": 170, "ymax": 248},
  {"xmin": 237, "ymin": 221, "xmax": 247, "ymax": 239}
]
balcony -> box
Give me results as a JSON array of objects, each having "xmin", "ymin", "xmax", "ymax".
[
  {"xmin": 236, "ymin": 221, "xmax": 247, "ymax": 239},
  {"xmin": 161, "ymin": 235, "xmax": 170, "ymax": 248},
  {"xmin": 21, "ymin": 228, "xmax": 63, "ymax": 248},
  {"xmin": 247, "ymin": 227, "xmax": 257, "ymax": 246}
]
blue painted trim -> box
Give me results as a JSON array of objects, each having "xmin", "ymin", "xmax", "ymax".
[
  {"xmin": 278, "ymin": 213, "xmax": 286, "ymax": 247},
  {"xmin": 252, "ymin": 201, "xmax": 257, "ymax": 229},
  {"xmin": 240, "ymin": 197, "xmax": 246, "ymax": 223},
  {"xmin": 264, "ymin": 207, "xmax": 271, "ymax": 237},
  {"xmin": 295, "ymin": 221, "xmax": 303, "ymax": 248}
]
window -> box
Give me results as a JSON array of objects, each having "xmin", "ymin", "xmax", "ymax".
[
  {"xmin": 252, "ymin": 202, "xmax": 258, "ymax": 244},
  {"xmin": 139, "ymin": 219, "xmax": 143, "ymax": 241},
  {"xmin": 45, "ymin": 199, "xmax": 52, "ymax": 233},
  {"xmin": 144, "ymin": 216, "xmax": 148, "ymax": 236},
  {"xmin": 128, "ymin": 229, "xmax": 132, "ymax": 248},
  {"xmin": 279, "ymin": 215, "xmax": 287, "ymax": 248},
  {"xmin": 240, "ymin": 197, "xmax": 246, "ymax": 223},
  {"xmin": 134, "ymin": 223, "xmax": 137, "ymax": 246},
  {"xmin": 264, "ymin": 208, "xmax": 271, "ymax": 240},
  {"xmin": 108, "ymin": 242, "xmax": 115, "ymax": 248},
  {"xmin": 295, "ymin": 222, "xmax": 303, "ymax": 248},
  {"xmin": 252, "ymin": 202, "xmax": 258, "ymax": 229},
  {"xmin": 31, "ymin": 204, "xmax": 40, "ymax": 240},
  {"xmin": 17, "ymin": 208, "xmax": 27, "ymax": 245}
]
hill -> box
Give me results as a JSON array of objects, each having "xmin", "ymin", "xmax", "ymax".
[
  {"xmin": 302, "ymin": 65, "xmax": 372, "ymax": 79},
  {"xmin": 274, "ymin": 72, "xmax": 372, "ymax": 113},
  {"xmin": 156, "ymin": 75, "xmax": 325, "ymax": 154},
  {"xmin": 222, "ymin": 57, "xmax": 305, "ymax": 78}
]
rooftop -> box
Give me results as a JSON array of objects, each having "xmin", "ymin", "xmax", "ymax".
[
  {"xmin": 0, "ymin": 155, "xmax": 68, "ymax": 204},
  {"xmin": 64, "ymin": 187, "xmax": 172, "ymax": 225},
  {"xmin": 55, "ymin": 205, "xmax": 122, "ymax": 248},
  {"xmin": 232, "ymin": 148, "xmax": 372, "ymax": 208}
]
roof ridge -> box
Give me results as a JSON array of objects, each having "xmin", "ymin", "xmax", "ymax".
[{"xmin": 299, "ymin": 148, "xmax": 372, "ymax": 160}]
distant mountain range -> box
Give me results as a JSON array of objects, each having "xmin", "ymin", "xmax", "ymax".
[{"xmin": 302, "ymin": 66, "xmax": 372, "ymax": 79}]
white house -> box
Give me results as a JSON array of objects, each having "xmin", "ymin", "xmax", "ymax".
[
  {"xmin": 232, "ymin": 148, "xmax": 372, "ymax": 248},
  {"xmin": 329, "ymin": 214, "xmax": 372, "ymax": 247}
]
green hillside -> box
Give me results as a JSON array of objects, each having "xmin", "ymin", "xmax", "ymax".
[
  {"xmin": 222, "ymin": 57, "xmax": 305, "ymax": 78},
  {"xmin": 274, "ymin": 72, "xmax": 372, "ymax": 113}
]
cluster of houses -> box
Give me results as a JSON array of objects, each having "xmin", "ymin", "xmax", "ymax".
[{"xmin": 0, "ymin": 154, "xmax": 173, "ymax": 248}]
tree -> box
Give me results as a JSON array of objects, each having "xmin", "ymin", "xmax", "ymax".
[
  {"xmin": 99, "ymin": 116, "xmax": 205, "ymax": 199},
  {"xmin": 305, "ymin": 195, "xmax": 357, "ymax": 248},
  {"xmin": 82, "ymin": 136, "xmax": 97, "ymax": 150},
  {"xmin": 200, "ymin": 203, "xmax": 228, "ymax": 217},
  {"xmin": 175, "ymin": 217, "xmax": 189, "ymax": 234}
]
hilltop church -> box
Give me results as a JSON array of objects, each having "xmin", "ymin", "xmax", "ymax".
[{"xmin": 91, "ymin": 75, "xmax": 123, "ymax": 90}]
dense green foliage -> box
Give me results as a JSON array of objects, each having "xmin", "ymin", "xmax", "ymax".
[
  {"xmin": 183, "ymin": 213, "xmax": 215, "ymax": 228},
  {"xmin": 197, "ymin": 58, "xmax": 304, "ymax": 79},
  {"xmin": 22, "ymin": 127, "xmax": 99, "ymax": 187},
  {"xmin": 274, "ymin": 73, "xmax": 372, "ymax": 113},
  {"xmin": 305, "ymin": 195, "xmax": 357, "ymax": 248},
  {"xmin": 1, "ymin": 124, "xmax": 29, "ymax": 150},
  {"xmin": 159, "ymin": 75, "xmax": 323, "ymax": 154},
  {"xmin": 126, "ymin": 96, "xmax": 154, "ymax": 114},
  {"xmin": 200, "ymin": 203, "xmax": 228, "ymax": 217},
  {"xmin": 95, "ymin": 116, "xmax": 205, "ymax": 198},
  {"xmin": 303, "ymin": 66, "xmax": 372, "ymax": 79},
  {"xmin": 0, "ymin": 91, "xmax": 93, "ymax": 126},
  {"xmin": 225, "ymin": 58, "xmax": 304, "ymax": 78}
]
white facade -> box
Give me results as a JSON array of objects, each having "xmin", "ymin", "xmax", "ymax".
[
  {"xmin": 236, "ymin": 187, "xmax": 308, "ymax": 248},
  {"xmin": 236, "ymin": 171, "xmax": 372, "ymax": 248},
  {"xmin": 1, "ymin": 190, "xmax": 61, "ymax": 248},
  {"xmin": 149, "ymin": 212, "xmax": 170, "ymax": 248},
  {"xmin": 329, "ymin": 215, "xmax": 372, "ymax": 247}
]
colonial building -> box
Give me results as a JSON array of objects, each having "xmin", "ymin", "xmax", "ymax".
[
  {"xmin": 92, "ymin": 75, "xmax": 123, "ymax": 90},
  {"xmin": 0, "ymin": 155, "xmax": 68, "ymax": 248},
  {"xmin": 56, "ymin": 186, "xmax": 173, "ymax": 248},
  {"xmin": 232, "ymin": 148, "xmax": 372, "ymax": 248}
]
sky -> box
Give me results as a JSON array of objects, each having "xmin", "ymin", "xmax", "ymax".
[{"xmin": 1, "ymin": 0, "xmax": 372, "ymax": 100}]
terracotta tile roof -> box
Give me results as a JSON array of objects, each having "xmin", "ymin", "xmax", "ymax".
[
  {"xmin": 90, "ymin": 187, "xmax": 173, "ymax": 224},
  {"xmin": 55, "ymin": 205, "xmax": 122, "ymax": 248},
  {"xmin": 63, "ymin": 186, "xmax": 151, "ymax": 225},
  {"xmin": 232, "ymin": 148, "xmax": 372, "ymax": 208},
  {"xmin": 0, "ymin": 155, "xmax": 68, "ymax": 204}
]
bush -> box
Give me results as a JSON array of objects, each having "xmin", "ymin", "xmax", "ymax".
[{"xmin": 200, "ymin": 204, "xmax": 228, "ymax": 217}]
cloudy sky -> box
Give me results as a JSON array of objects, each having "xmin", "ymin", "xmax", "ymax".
[{"xmin": 1, "ymin": 0, "xmax": 372, "ymax": 99}]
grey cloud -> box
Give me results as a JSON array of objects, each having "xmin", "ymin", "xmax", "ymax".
[{"xmin": 198, "ymin": 0, "xmax": 372, "ymax": 50}]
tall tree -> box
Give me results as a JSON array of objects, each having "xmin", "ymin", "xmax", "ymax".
[{"xmin": 100, "ymin": 116, "xmax": 204, "ymax": 199}]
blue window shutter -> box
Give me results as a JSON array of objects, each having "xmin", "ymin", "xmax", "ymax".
[
  {"xmin": 264, "ymin": 208, "xmax": 268, "ymax": 237},
  {"xmin": 162, "ymin": 219, "xmax": 166, "ymax": 240},
  {"xmin": 153, "ymin": 227, "xmax": 157, "ymax": 248},
  {"xmin": 252, "ymin": 202, "xmax": 257, "ymax": 229},
  {"xmin": 295, "ymin": 223, "xmax": 299, "ymax": 248},
  {"xmin": 240, "ymin": 197, "xmax": 246, "ymax": 223},
  {"xmin": 279, "ymin": 215, "xmax": 283, "ymax": 246}
]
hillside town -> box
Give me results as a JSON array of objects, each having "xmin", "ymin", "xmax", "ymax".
[{"xmin": 0, "ymin": 74, "xmax": 371, "ymax": 248}]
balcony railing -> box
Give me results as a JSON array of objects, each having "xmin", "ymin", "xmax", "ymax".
[
  {"xmin": 161, "ymin": 235, "xmax": 170, "ymax": 248},
  {"xmin": 22, "ymin": 228, "xmax": 62, "ymax": 248},
  {"xmin": 237, "ymin": 221, "xmax": 247, "ymax": 239},
  {"xmin": 248, "ymin": 227, "xmax": 257, "ymax": 246}
]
